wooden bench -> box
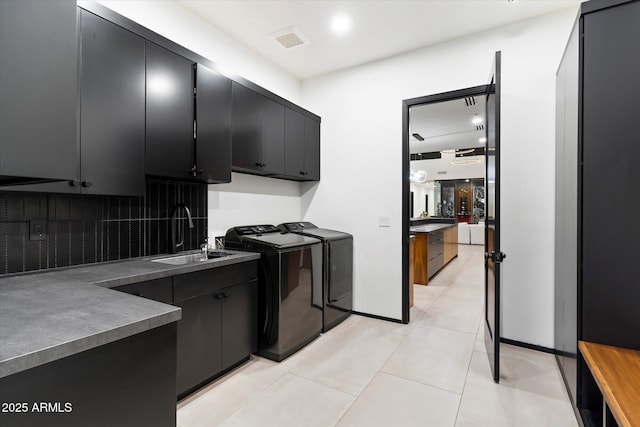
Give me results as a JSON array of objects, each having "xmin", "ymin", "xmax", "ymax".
[{"xmin": 578, "ymin": 341, "xmax": 640, "ymax": 427}]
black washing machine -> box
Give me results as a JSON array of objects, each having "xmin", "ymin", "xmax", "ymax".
[
  {"xmin": 279, "ymin": 222, "xmax": 353, "ymax": 332},
  {"xmin": 224, "ymin": 225, "xmax": 322, "ymax": 361}
]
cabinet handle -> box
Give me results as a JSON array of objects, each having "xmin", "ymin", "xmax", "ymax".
[
  {"xmin": 81, "ymin": 180, "xmax": 93, "ymax": 188},
  {"xmin": 69, "ymin": 180, "xmax": 81, "ymax": 187}
]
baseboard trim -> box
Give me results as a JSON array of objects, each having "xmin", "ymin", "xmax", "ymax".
[
  {"xmin": 352, "ymin": 311, "xmax": 405, "ymax": 324},
  {"xmin": 500, "ymin": 337, "xmax": 555, "ymax": 354}
]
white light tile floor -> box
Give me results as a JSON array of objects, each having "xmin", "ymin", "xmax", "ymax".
[{"xmin": 177, "ymin": 244, "xmax": 578, "ymax": 427}]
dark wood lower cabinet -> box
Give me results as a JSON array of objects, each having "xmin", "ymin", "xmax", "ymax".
[
  {"xmin": 173, "ymin": 262, "xmax": 258, "ymax": 398},
  {"xmin": 0, "ymin": 324, "xmax": 177, "ymax": 427},
  {"xmin": 113, "ymin": 261, "xmax": 259, "ymax": 399},
  {"xmin": 175, "ymin": 289, "xmax": 223, "ymax": 397}
]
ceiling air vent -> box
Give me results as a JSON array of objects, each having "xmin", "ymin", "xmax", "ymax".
[
  {"xmin": 476, "ymin": 124, "xmax": 485, "ymax": 131},
  {"xmin": 271, "ymin": 26, "xmax": 310, "ymax": 49},
  {"xmin": 437, "ymin": 171, "xmax": 447, "ymax": 175},
  {"xmin": 412, "ymin": 133, "xmax": 424, "ymax": 141},
  {"xmin": 464, "ymin": 97, "xmax": 476, "ymax": 106}
]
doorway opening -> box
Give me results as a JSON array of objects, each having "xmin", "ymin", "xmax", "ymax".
[{"xmin": 401, "ymin": 86, "xmax": 487, "ymax": 323}]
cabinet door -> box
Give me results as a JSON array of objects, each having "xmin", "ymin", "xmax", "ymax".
[
  {"xmin": 284, "ymin": 107, "xmax": 305, "ymax": 178},
  {"xmin": 260, "ymin": 97, "xmax": 285, "ymax": 175},
  {"xmin": 221, "ymin": 280, "xmax": 258, "ymax": 370},
  {"xmin": 114, "ymin": 278, "xmax": 173, "ymax": 304},
  {"xmin": 175, "ymin": 294, "xmax": 222, "ymax": 397},
  {"xmin": 146, "ymin": 42, "xmax": 195, "ymax": 180},
  {"xmin": 196, "ymin": 64, "xmax": 232, "ymax": 183},
  {"xmin": 304, "ymin": 116, "xmax": 321, "ymax": 181},
  {"xmin": 231, "ymin": 82, "xmax": 262, "ymax": 172},
  {"xmin": 0, "ymin": 0, "xmax": 78, "ymax": 183},
  {"xmin": 80, "ymin": 11, "xmax": 145, "ymax": 196}
]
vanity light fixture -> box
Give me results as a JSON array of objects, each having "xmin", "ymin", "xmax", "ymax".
[
  {"xmin": 451, "ymin": 158, "xmax": 482, "ymax": 166},
  {"xmin": 441, "ymin": 148, "xmax": 474, "ymax": 155},
  {"xmin": 471, "ymin": 115, "xmax": 483, "ymax": 125}
]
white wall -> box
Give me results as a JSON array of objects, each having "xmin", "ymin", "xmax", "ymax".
[
  {"xmin": 410, "ymin": 183, "xmax": 434, "ymax": 217},
  {"xmin": 93, "ymin": 1, "xmax": 307, "ymax": 241},
  {"xmin": 301, "ymin": 8, "xmax": 578, "ymax": 347},
  {"xmin": 93, "ymin": 0, "xmax": 300, "ymax": 102}
]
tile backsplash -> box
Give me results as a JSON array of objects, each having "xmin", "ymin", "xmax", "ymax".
[{"xmin": 0, "ymin": 179, "xmax": 207, "ymax": 275}]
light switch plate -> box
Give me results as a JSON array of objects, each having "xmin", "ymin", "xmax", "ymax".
[
  {"xmin": 378, "ymin": 215, "xmax": 390, "ymax": 227},
  {"xmin": 29, "ymin": 220, "xmax": 47, "ymax": 241}
]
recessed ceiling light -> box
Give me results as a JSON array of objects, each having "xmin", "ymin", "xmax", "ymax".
[
  {"xmin": 330, "ymin": 13, "xmax": 352, "ymax": 35},
  {"xmin": 479, "ymin": 137, "xmax": 487, "ymax": 144},
  {"xmin": 471, "ymin": 115, "xmax": 483, "ymax": 125}
]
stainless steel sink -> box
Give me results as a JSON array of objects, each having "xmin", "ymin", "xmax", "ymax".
[{"xmin": 151, "ymin": 251, "xmax": 232, "ymax": 265}]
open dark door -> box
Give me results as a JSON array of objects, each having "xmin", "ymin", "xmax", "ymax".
[{"xmin": 484, "ymin": 51, "xmax": 505, "ymax": 383}]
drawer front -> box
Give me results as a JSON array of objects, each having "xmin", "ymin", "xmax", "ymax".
[
  {"xmin": 174, "ymin": 261, "xmax": 258, "ymax": 302},
  {"xmin": 114, "ymin": 277, "xmax": 173, "ymax": 304},
  {"xmin": 428, "ymin": 256, "xmax": 444, "ymax": 278}
]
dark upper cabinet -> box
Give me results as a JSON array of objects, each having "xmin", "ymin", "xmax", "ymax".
[
  {"xmin": 304, "ymin": 116, "xmax": 321, "ymax": 181},
  {"xmin": 260, "ymin": 97, "xmax": 285, "ymax": 175},
  {"xmin": 284, "ymin": 107, "xmax": 321, "ymax": 181},
  {"xmin": 231, "ymin": 82, "xmax": 263, "ymax": 173},
  {"xmin": 195, "ymin": 64, "xmax": 232, "ymax": 183},
  {"xmin": 0, "ymin": 0, "xmax": 78, "ymax": 184},
  {"xmin": 284, "ymin": 108, "xmax": 305, "ymax": 178},
  {"xmin": 231, "ymin": 82, "xmax": 285, "ymax": 176},
  {"xmin": 146, "ymin": 42, "xmax": 195, "ymax": 180},
  {"xmin": 79, "ymin": 10, "xmax": 145, "ymax": 196}
]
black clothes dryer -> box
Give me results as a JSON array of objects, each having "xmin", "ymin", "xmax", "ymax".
[
  {"xmin": 224, "ymin": 225, "xmax": 322, "ymax": 361},
  {"xmin": 279, "ymin": 222, "xmax": 353, "ymax": 332}
]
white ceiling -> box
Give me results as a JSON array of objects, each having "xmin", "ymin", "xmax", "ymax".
[
  {"xmin": 409, "ymin": 95, "xmax": 485, "ymax": 154},
  {"xmin": 176, "ymin": 0, "xmax": 581, "ymax": 80}
]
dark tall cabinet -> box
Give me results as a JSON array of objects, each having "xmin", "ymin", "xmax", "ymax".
[
  {"xmin": 195, "ymin": 64, "xmax": 233, "ymax": 183},
  {"xmin": 0, "ymin": 0, "xmax": 78, "ymax": 184},
  {"xmin": 79, "ymin": 10, "xmax": 146, "ymax": 196},
  {"xmin": 145, "ymin": 42, "xmax": 195, "ymax": 180},
  {"xmin": 284, "ymin": 108, "xmax": 321, "ymax": 181},
  {"xmin": 555, "ymin": 1, "xmax": 640, "ymax": 425},
  {"xmin": 231, "ymin": 82, "xmax": 285, "ymax": 176}
]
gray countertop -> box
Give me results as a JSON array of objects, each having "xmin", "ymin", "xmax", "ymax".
[
  {"xmin": 0, "ymin": 250, "xmax": 260, "ymax": 378},
  {"xmin": 410, "ymin": 223, "xmax": 457, "ymax": 234}
]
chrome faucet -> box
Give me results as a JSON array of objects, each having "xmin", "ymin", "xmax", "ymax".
[{"xmin": 170, "ymin": 203, "xmax": 194, "ymax": 254}]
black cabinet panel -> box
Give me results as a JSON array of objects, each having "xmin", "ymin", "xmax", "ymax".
[
  {"xmin": 114, "ymin": 278, "xmax": 173, "ymax": 304},
  {"xmin": 0, "ymin": 324, "xmax": 177, "ymax": 427},
  {"xmin": 260, "ymin": 97, "xmax": 285, "ymax": 175},
  {"xmin": 221, "ymin": 279, "xmax": 258, "ymax": 370},
  {"xmin": 284, "ymin": 107, "xmax": 305, "ymax": 178},
  {"xmin": 196, "ymin": 64, "xmax": 232, "ymax": 183},
  {"xmin": 304, "ymin": 117, "xmax": 321, "ymax": 181},
  {"xmin": 581, "ymin": 1, "xmax": 640, "ymax": 350},
  {"xmin": 173, "ymin": 261, "xmax": 258, "ymax": 398},
  {"xmin": 0, "ymin": 0, "xmax": 78, "ymax": 183},
  {"xmin": 80, "ymin": 11, "xmax": 145, "ymax": 196},
  {"xmin": 146, "ymin": 42, "xmax": 195, "ymax": 180},
  {"xmin": 232, "ymin": 82, "xmax": 262, "ymax": 172},
  {"xmin": 175, "ymin": 292, "xmax": 222, "ymax": 397}
]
